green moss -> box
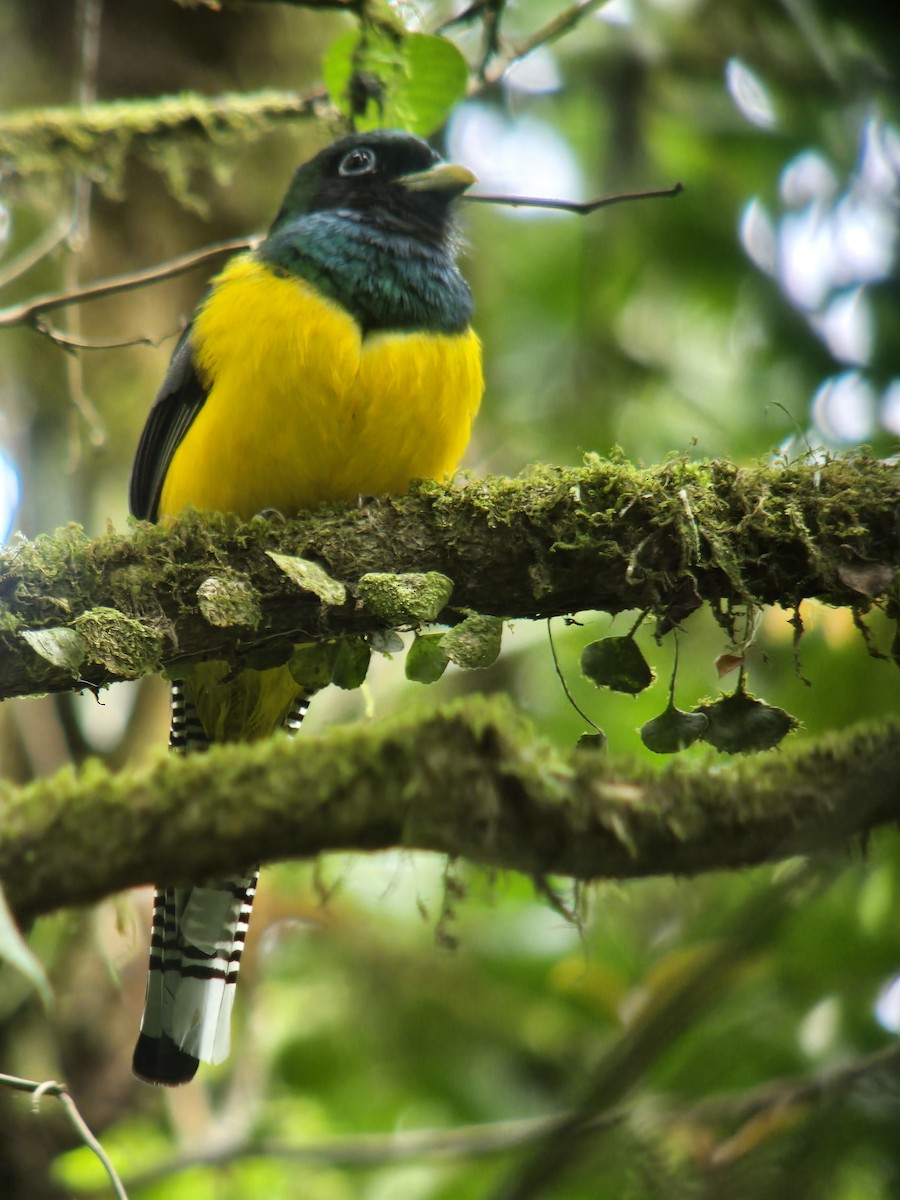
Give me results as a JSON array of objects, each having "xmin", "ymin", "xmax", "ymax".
[
  {"xmin": 197, "ymin": 574, "xmax": 263, "ymax": 629},
  {"xmin": 0, "ymin": 90, "xmax": 317, "ymax": 190},
  {"xmin": 357, "ymin": 571, "xmax": 453, "ymax": 624},
  {"xmin": 73, "ymin": 606, "xmax": 162, "ymax": 678}
]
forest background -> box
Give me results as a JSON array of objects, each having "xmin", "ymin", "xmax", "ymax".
[{"xmin": 0, "ymin": 0, "xmax": 899, "ymax": 1198}]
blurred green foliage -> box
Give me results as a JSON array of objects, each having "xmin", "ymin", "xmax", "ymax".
[{"xmin": 0, "ymin": 0, "xmax": 899, "ymax": 1197}]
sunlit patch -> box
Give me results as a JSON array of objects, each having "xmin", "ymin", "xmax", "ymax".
[
  {"xmin": 780, "ymin": 150, "xmax": 839, "ymax": 208},
  {"xmin": 811, "ymin": 370, "xmax": 876, "ymax": 443},
  {"xmin": 760, "ymin": 601, "xmax": 856, "ymax": 648},
  {"xmin": 0, "ymin": 446, "xmax": 20, "ymax": 541},
  {"xmin": 880, "ymin": 380, "xmax": 900, "ymax": 436},
  {"xmin": 73, "ymin": 680, "xmax": 140, "ymax": 752},
  {"xmin": 774, "ymin": 136, "xmax": 896, "ymax": 311},
  {"xmin": 740, "ymin": 198, "xmax": 777, "ymax": 275},
  {"xmin": 798, "ymin": 995, "xmax": 840, "ymax": 1056},
  {"xmin": 725, "ymin": 58, "xmax": 778, "ymax": 130},
  {"xmin": 874, "ymin": 974, "xmax": 900, "ymax": 1034},
  {"xmin": 503, "ymin": 46, "xmax": 562, "ymax": 94},
  {"xmin": 740, "ymin": 115, "xmax": 899, "ymax": 444},
  {"xmin": 778, "ymin": 202, "xmax": 838, "ymax": 310},
  {"xmin": 829, "ymin": 191, "xmax": 896, "ymax": 288},
  {"xmin": 447, "ymin": 104, "xmax": 583, "ymax": 218},
  {"xmin": 596, "ymin": 0, "xmax": 634, "ymax": 26},
  {"xmin": 810, "ymin": 287, "xmax": 873, "ymax": 366},
  {"xmin": 859, "ymin": 115, "xmax": 900, "ymax": 197}
]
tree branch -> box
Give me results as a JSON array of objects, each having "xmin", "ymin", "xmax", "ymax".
[
  {"xmin": 0, "ymin": 456, "xmax": 897, "ymax": 701},
  {"xmin": 0, "ymin": 89, "xmax": 323, "ymax": 183},
  {"xmin": 0, "ymin": 237, "xmax": 255, "ymax": 331},
  {"xmin": 1, "ymin": 696, "xmax": 897, "ymax": 923},
  {"xmin": 106, "ymin": 1041, "xmax": 900, "ymax": 1194}
]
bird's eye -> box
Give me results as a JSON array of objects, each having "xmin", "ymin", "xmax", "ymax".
[{"xmin": 339, "ymin": 147, "xmax": 377, "ymax": 177}]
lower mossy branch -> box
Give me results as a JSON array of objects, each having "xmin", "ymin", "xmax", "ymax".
[
  {"xmin": 1, "ymin": 697, "xmax": 897, "ymax": 923},
  {"xmin": 0, "ymin": 455, "xmax": 898, "ymax": 701}
]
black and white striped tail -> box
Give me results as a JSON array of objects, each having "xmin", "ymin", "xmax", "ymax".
[{"xmin": 133, "ymin": 681, "xmax": 310, "ymax": 1086}]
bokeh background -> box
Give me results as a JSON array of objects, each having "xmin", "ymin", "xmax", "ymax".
[{"xmin": 0, "ymin": 1, "xmax": 899, "ymax": 1196}]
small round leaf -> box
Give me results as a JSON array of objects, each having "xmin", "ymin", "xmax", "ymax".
[
  {"xmin": 696, "ymin": 690, "xmax": 799, "ymax": 754},
  {"xmin": 640, "ymin": 706, "xmax": 708, "ymax": 754},
  {"xmin": 581, "ymin": 637, "xmax": 654, "ymax": 694}
]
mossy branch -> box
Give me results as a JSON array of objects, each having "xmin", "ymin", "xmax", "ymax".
[
  {"xmin": 0, "ymin": 89, "xmax": 324, "ymax": 186},
  {"xmin": 2, "ymin": 695, "xmax": 898, "ymax": 923},
  {"xmin": 1, "ymin": 455, "xmax": 898, "ymax": 702}
]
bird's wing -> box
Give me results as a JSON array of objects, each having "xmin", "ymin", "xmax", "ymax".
[{"xmin": 129, "ymin": 331, "xmax": 208, "ymax": 521}]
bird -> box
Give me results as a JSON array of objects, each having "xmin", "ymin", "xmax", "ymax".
[{"xmin": 128, "ymin": 129, "xmax": 483, "ymax": 1085}]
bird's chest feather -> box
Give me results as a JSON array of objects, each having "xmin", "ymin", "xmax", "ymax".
[{"xmin": 158, "ymin": 256, "xmax": 482, "ymax": 519}]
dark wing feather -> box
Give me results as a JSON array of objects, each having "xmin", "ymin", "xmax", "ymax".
[{"xmin": 129, "ymin": 332, "xmax": 208, "ymax": 522}]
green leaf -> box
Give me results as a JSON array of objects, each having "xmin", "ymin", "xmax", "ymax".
[
  {"xmin": 21, "ymin": 626, "xmax": 86, "ymax": 675},
  {"xmin": 575, "ymin": 731, "xmax": 607, "ymax": 752},
  {"xmin": 581, "ymin": 636, "xmax": 655, "ymax": 695},
  {"xmin": 266, "ymin": 553, "xmax": 347, "ymax": 606},
  {"xmin": 332, "ymin": 638, "xmax": 372, "ymax": 690},
  {"xmin": 0, "ymin": 882, "xmax": 52, "ymax": 1009},
  {"xmin": 357, "ymin": 571, "xmax": 453, "ymax": 624},
  {"xmin": 369, "ymin": 630, "xmax": 404, "ymax": 655},
  {"xmin": 287, "ymin": 642, "xmax": 339, "ymax": 691},
  {"xmin": 640, "ymin": 705, "xmax": 708, "ymax": 754},
  {"xmin": 441, "ymin": 614, "xmax": 503, "ymax": 670},
  {"xmin": 323, "ymin": 30, "xmax": 469, "ymax": 136},
  {"xmin": 405, "ymin": 632, "xmax": 450, "ymax": 683},
  {"xmin": 696, "ymin": 690, "xmax": 799, "ymax": 754}
]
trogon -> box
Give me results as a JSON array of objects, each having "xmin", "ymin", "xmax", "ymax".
[{"xmin": 129, "ymin": 130, "xmax": 483, "ymax": 1085}]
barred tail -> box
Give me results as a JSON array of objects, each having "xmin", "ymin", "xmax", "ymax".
[
  {"xmin": 132, "ymin": 681, "xmax": 310, "ymax": 1086},
  {"xmin": 132, "ymin": 873, "xmax": 257, "ymax": 1085}
]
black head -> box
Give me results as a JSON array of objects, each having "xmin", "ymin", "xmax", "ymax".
[{"xmin": 269, "ymin": 130, "xmax": 476, "ymax": 245}]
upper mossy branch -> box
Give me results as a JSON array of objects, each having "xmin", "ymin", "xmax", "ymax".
[
  {"xmin": 0, "ymin": 455, "xmax": 898, "ymax": 701},
  {"xmin": 0, "ymin": 89, "xmax": 322, "ymax": 188},
  {"xmin": 1, "ymin": 696, "xmax": 898, "ymax": 922}
]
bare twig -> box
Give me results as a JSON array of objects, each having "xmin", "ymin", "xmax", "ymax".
[
  {"xmin": 0, "ymin": 1073, "xmax": 128, "ymax": 1200},
  {"xmin": 93, "ymin": 980, "xmax": 900, "ymax": 1195},
  {"xmin": 0, "ymin": 218, "xmax": 71, "ymax": 292},
  {"xmin": 464, "ymin": 182, "xmax": 684, "ymax": 213},
  {"xmin": 0, "ymin": 235, "xmax": 255, "ymax": 330},
  {"xmin": 477, "ymin": 0, "xmax": 608, "ymax": 87},
  {"xmin": 490, "ymin": 866, "xmax": 818, "ymax": 1200},
  {"xmin": 0, "ymin": 182, "xmax": 683, "ymax": 340},
  {"xmin": 63, "ymin": 0, "xmax": 107, "ymax": 460},
  {"xmin": 546, "ymin": 618, "xmax": 603, "ymax": 735},
  {"xmin": 31, "ymin": 317, "xmax": 166, "ymax": 352}
]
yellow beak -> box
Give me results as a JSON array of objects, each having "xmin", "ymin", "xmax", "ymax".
[{"xmin": 398, "ymin": 161, "xmax": 477, "ymax": 196}]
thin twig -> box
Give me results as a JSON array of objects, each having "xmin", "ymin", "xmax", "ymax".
[
  {"xmin": 0, "ymin": 235, "xmax": 255, "ymax": 329},
  {"xmin": 478, "ymin": 0, "xmax": 608, "ymax": 86},
  {"xmin": 0, "ymin": 1072, "xmax": 129, "ymax": 1200},
  {"xmin": 546, "ymin": 618, "xmax": 603, "ymax": 734},
  {"xmin": 32, "ymin": 316, "xmax": 168, "ymax": 352},
  {"xmin": 97, "ymin": 1033, "xmax": 900, "ymax": 1194},
  {"xmin": 0, "ymin": 186, "xmax": 681, "ymax": 335},
  {"xmin": 0, "ymin": 219, "xmax": 71, "ymax": 292},
  {"xmin": 63, "ymin": 0, "xmax": 107, "ymax": 461},
  {"xmin": 490, "ymin": 866, "xmax": 821, "ymax": 1200},
  {"xmin": 464, "ymin": 182, "xmax": 684, "ymax": 214},
  {"xmin": 57, "ymin": 1093, "xmax": 129, "ymax": 1200}
]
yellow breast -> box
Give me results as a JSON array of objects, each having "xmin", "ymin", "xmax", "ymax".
[{"xmin": 158, "ymin": 255, "xmax": 483, "ymax": 520}]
